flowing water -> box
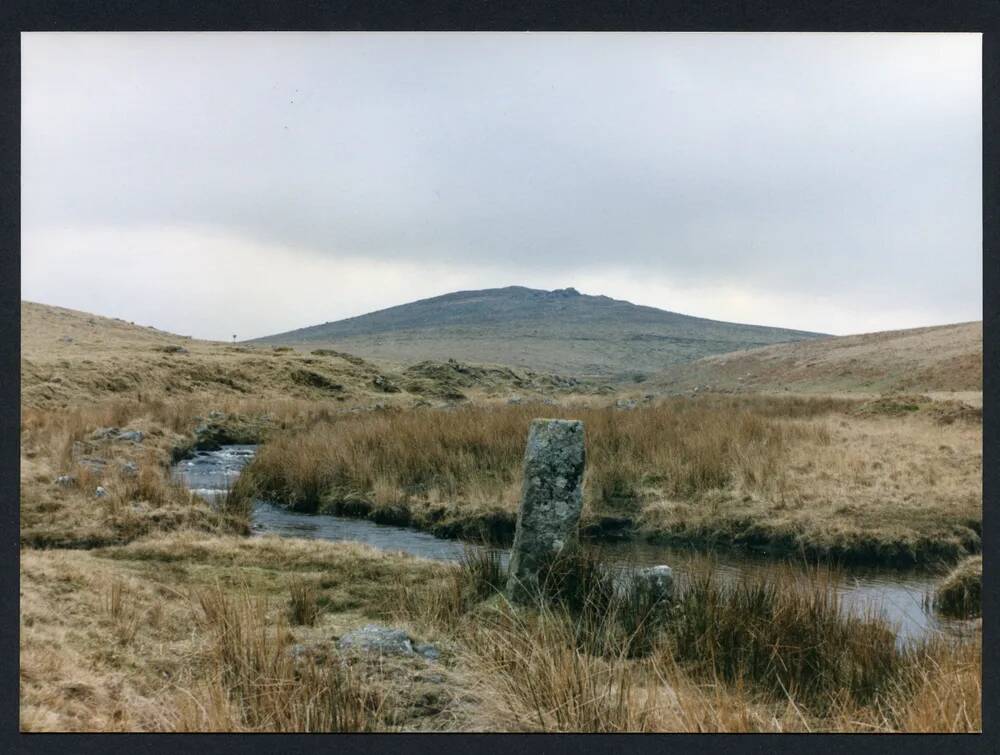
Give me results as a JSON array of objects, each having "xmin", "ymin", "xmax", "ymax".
[{"xmin": 174, "ymin": 444, "xmax": 975, "ymax": 645}]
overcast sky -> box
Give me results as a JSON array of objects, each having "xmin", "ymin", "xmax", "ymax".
[{"xmin": 22, "ymin": 32, "xmax": 981, "ymax": 340}]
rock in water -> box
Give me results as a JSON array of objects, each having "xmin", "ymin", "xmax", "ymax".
[
  {"xmin": 634, "ymin": 565, "xmax": 674, "ymax": 604},
  {"xmin": 506, "ymin": 418, "xmax": 586, "ymax": 604}
]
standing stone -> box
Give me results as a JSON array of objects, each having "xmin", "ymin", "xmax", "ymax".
[{"xmin": 506, "ymin": 419, "xmax": 586, "ymax": 604}]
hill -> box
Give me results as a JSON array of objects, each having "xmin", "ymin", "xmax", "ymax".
[
  {"xmin": 250, "ymin": 286, "xmax": 825, "ymax": 379},
  {"xmin": 20, "ymin": 301, "xmax": 598, "ymax": 409},
  {"xmin": 649, "ymin": 321, "xmax": 982, "ymax": 398}
]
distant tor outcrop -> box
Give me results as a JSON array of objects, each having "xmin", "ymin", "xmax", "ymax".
[{"xmin": 250, "ymin": 286, "xmax": 826, "ymax": 379}]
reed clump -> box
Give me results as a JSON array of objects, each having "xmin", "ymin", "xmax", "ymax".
[
  {"xmin": 287, "ymin": 579, "xmax": 321, "ymax": 626},
  {"xmin": 185, "ymin": 586, "xmax": 382, "ymax": 732}
]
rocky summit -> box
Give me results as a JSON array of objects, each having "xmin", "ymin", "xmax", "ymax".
[{"xmin": 250, "ymin": 286, "xmax": 826, "ymax": 380}]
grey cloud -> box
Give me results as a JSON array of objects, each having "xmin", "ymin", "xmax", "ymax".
[{"xmin": 21, "ymin": 32, "xmax": 981, "ymax": 326}]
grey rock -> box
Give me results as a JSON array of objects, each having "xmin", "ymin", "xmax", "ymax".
[
  {"xmin": 507, "ymin": 395, "xmax": 523, "ymax": 405},
  {"xmin": 208, "ymin": 410, "xmax": 225, "ymax": 419},
  {"xmin": 506, "ymin": 419, "xmax": 586, "ymax": 604},
  {"xmin": 91, "ymin": 427, "xmax": 119, "ymax": 440},
  {"xmin": 633, "ymin": 565, "xmax": 674, "ymax": 604},
  {"xmin": 94, "ymin": 486, "xmax": 109, "ymax": 499},
  {"xmin": 372, "ymin": 374, "xmax": 401, "ymax": 393},
  {"xmin": 337, "ymin": 625, "xmax": 415, "ymax": 656},
  {"xmin": 119, "ymin": 461, "xmax": 139, "ymax": 478},
  {"xmin": 414, "ymin": 643, "xmax": 441, "ymax": 661},
  {"xmin": 614, "ymin": 398, "xmax": 638, "ymax": 410},
  {"xmin": 55, "ymin": 475, "xmax": 76, "ymax": 487},
  {"xmin": 117, "ymin": 429, "xmax": 144, "ymax": 443}
]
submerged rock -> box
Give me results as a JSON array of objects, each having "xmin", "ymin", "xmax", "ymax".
[
  {"xmin": 633, "ymin": 565, "xmax": 674, "ymax": 604},
  {"xmin": 506, "ymin": 418, "xmax": 586, "ymax": 604}
]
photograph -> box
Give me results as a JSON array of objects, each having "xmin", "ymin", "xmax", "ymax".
[{"xmin": 17, "ymin": 30, "xmax": 983, "ymax": 733}]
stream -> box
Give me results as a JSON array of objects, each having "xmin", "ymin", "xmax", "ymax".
[{"xmin": 173, "ymin": 444, "xmax": 975, "ymax": 645}]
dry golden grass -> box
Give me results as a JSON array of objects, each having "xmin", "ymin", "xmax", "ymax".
[{"xmin": 246, "ymin": 397, "xmax": 981, "ymax": 564}]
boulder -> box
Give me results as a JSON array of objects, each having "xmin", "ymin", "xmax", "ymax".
[{"xmin": 506, "ymin": 419, "xmax": 586, "ymax": 604}]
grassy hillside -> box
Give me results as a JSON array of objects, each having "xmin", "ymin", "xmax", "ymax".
[
  {"xmin": 650, "ymin": 321, "xmax": 982, "ymax": 398},
  {"xmin": 250, "ymin": 286, "xmax": 825, "ymax": 380},
  {"xmin": 21, "ymin": 301, "xmax": 601, "ymax": 410}
]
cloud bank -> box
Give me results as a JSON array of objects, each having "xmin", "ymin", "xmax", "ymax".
[{"xmin": 22, "ymin": 32, "xmax": 982, "ymax": 339}]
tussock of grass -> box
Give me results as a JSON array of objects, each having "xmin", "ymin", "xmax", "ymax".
[
  {"xmin": 181, "ymin": 586, "xmax": 382, "ymax": 731},
  {"xmin": 667, "ymin": 565, "xmax": 899, "ymax": 710},
  {"xmin": 933, "ymin": 556, "xmax": 981, "ymax": 618},
  {"xmin": 287, "ymin": 579, "xmax": 321, "ymax": 626}
]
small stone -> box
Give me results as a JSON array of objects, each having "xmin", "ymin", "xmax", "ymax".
[
  {"xmin": 119, "ymin": 461, "xmax": 139, "ymax": 478},
  {"xmin": 94, "ymin": 486, "xmax": 109, "ymax": 499},
  {"xmin": 55, "ymin": 475, "xmax": 76, "ymax": 487},
  {"xmin": 614, "ymin": 398, "xmax": 638, "ymax": 410},
  {"xmin": 116, "ymin": 430, "xmax": 144, "ymax": 443}
]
